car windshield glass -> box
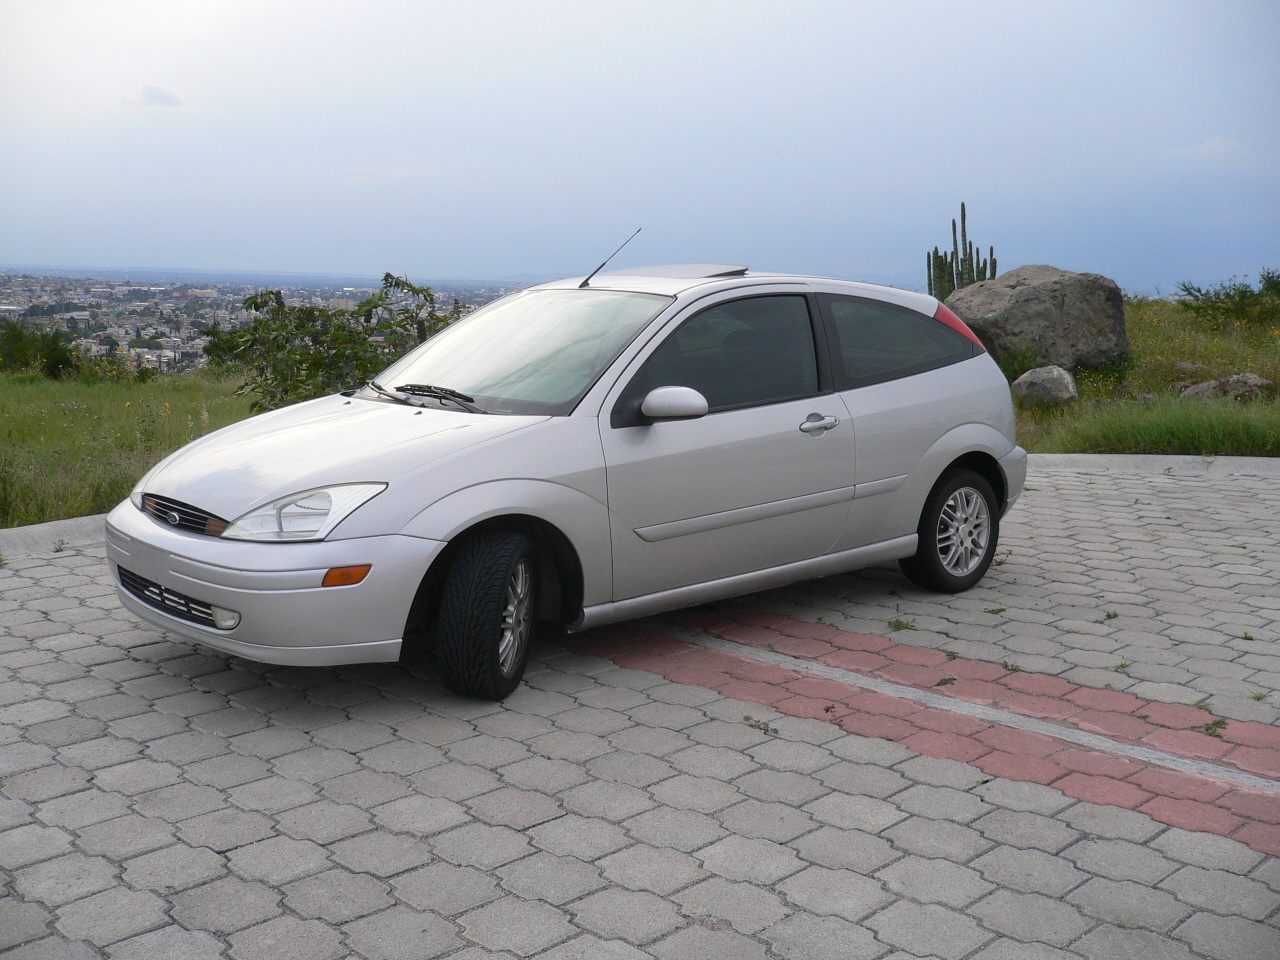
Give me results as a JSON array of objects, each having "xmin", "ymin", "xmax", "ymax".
[{"xmin": 372, "ymin": 289, "xmax": 673, "ymax": 415}]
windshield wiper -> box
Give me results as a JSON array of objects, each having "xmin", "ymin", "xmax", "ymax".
[
  {"xmin": 396, "ymin": 383, "xmax": 487, "ymax": 414},
  {"xmin": 365, "ymin": 379, "xmax": 416, "ymax": 406}
]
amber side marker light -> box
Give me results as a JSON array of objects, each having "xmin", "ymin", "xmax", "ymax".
[{"xmin": 322, "ymin": 565, "xmax": 372, "ymax": 587}]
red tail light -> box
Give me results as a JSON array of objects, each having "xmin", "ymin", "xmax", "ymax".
[{"xmin": 934, "ymin": 303, "xmax": 986, "ymax": 350}]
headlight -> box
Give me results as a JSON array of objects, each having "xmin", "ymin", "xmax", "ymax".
[
  {"xmin": 129, "ymin": 462, "xmax": 165, "ymax": 509},
  {"xmin": 221, "ymin": 483, "xmax": 386, "ymax": 542}
]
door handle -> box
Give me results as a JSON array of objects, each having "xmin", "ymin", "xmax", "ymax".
[{"xmin": 799, "ymin": 415, "xmax": 840, "ymax": 434}]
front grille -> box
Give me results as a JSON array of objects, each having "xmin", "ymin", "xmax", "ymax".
[
  {"xmin": 140, "ymin": 493, "xmax": 229, "ymax": 537},
  {"xmin": 117, "ymin": 566, "xmax": 220, "ymax": 629}
]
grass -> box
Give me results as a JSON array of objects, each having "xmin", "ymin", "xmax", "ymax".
[
  {"xmin": 1017, "ymin": 297, "xmax": 1280, "ymax": 456},
  {"xmin": 0, "ymin": 368, "xmax": 252, "ymax": 528}
]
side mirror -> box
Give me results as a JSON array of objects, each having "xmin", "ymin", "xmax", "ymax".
[{"xmin": 640, "ymin": 385, "xmax": 709, "ymax": 421}]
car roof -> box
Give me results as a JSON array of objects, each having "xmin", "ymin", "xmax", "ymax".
[{"xmin": 527, "ymin": 265, "xmax": 939, "ymax": 313}]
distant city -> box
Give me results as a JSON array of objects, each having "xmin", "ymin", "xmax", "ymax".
[{"xmin": 0, "ymin": 270, "xmax": 522, "ymax": 373}]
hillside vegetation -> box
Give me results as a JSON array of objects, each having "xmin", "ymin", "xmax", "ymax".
[
  {"xmin": 0, "ymin": 368, "xmax": 251, "ymax": 528},
  {"xmin": 1019, "ymin": 293, "xmax": 1280, "ymax": 455}
]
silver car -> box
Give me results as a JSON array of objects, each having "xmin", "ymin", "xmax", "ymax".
[{"xmin": 107, "ymin": 265, "xmax": 1026, "ymax": 699}]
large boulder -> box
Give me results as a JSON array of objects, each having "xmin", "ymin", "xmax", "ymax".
[
  {"xmin": 945, "ymin": 264, "xmax": 1129, "ymax": 371},
  {"xmin": 1011, "ymin": 365, "xmax": 1078, "ymax": 407}
]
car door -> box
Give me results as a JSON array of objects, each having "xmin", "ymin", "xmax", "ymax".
[
  {"xmin": 600, "ymin": 292, "xmax": 855, "ymax": 600},
  {"xmin": 815, "ymin": 291, "xmax": 984, "ymax": 551}
]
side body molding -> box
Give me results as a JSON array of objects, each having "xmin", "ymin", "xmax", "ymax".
[
  {"xmin": 834, "ymin": 421, "xmax": 1015, "ymax": 553},
  {"xmin": 398, "ymin": 479, "xmax": 613, "ymax": 607}
]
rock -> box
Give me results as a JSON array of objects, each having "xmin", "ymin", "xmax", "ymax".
[
  {"xmin": 1180, "ymin": 373, "xmax": 1276, "ymax": 402},
  {"xmin": 945, "ymin": 264, "xmax": 1129, "ymax": 371},
  {"xmin": 1011, "ymin": 365, "xmax": 1078, "ymax": 407},
  {"xmin": 1174, "ymin": 362, "xmax": 1210, "ymax": 377}
]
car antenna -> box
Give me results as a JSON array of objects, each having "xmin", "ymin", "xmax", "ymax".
[{"xmin": 579, "ymin": 228, "xmax": 641, "ymax": 288}]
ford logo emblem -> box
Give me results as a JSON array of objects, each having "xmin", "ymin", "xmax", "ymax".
[{"xmin": 165, "ymin": 511, "xmax": 181, "ymax": 526}]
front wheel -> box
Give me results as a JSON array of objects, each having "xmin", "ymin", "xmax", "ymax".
[
  {"xmin": 899, "ymin": 469, "xmax": 999, "ymax": 593},
  {"xmin": 435, "ymin": 531, "xmax": 537, "ymax": 700}
]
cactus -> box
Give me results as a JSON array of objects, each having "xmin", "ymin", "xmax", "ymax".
[{"xmin": 926, "ymin": 203, "xmax": 997, "ymax": 300}]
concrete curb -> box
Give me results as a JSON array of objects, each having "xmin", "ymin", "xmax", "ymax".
[
  {"xmin": 1, "ymin": 453, "xmax": 1277, "ymax": 563},
  {"xmin": 1029, "ymin": 453, "xmax": 1280, "ymax": 477},
  {"xmin": 0, "ymin": 514, "xmax": 107, "ymax": 563}
]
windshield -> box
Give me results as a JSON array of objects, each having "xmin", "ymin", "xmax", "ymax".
[{"xmin": 372, "ymin": 288, "xmax": 672, "ymax": 415}]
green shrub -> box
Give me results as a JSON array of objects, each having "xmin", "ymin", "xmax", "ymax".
[
  {"xmin": 1176, "ymin": 269, "xmax": 1280, "ymax": 330},
  {"xmin": 208, "ymin": 273, "xmax": 464, "ymax": 411},
  {"xmin": 0, "ymin": 319, "xmax": 79, "ymax": 379}
]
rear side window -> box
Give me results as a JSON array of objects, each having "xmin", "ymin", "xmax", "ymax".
[
  {"xmin": 639, "ymin": 295, "xmax": 819, "ymax": 412},
  {"xmin": 820, "ymin": 293, "xmax": 976, "ymax": 390}
]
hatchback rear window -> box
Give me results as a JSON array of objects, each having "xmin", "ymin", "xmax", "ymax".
[{"xmin": 819, "ymin": 293, "xmax": 976, "ymax": 389}]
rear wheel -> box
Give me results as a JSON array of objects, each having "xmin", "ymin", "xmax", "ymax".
[
  {"xmin": 899, "ymin": 469, "xmax": 999, "ymax": 593},
  {"xmin": 435, "ymin": 530, "xmax": 537, "ymax": 700}
]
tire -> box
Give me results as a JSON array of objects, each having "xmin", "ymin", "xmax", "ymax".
[
  {"xmin": 899, "ymin": 469, "xmax": 999, "ymax": 593},
  {"xmin": 435, "ymin": 530, "xmax": 538, "ymax": 700}
]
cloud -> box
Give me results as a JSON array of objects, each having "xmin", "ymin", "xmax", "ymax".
[{"xmin": 123, "ymin": 84, "xmax": 188, "ymax": 108}]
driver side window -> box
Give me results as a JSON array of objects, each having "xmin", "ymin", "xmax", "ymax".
[{"xmin": 617, "ymin": 295, "xmax": 819, "ymax": 424}]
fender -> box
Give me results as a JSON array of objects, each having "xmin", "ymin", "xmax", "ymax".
[
  {"xmin": 836, "ymin": 422, "xmax": 1014, "ymax": 552},
  {"xmin": 398, "ymin": 479, "xmax": 613, "ymax": 606}
]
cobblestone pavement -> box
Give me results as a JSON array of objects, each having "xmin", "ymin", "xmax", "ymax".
[{"xmin": 2, "ymin": 465, "xmax": 1279, "ymax": 959}]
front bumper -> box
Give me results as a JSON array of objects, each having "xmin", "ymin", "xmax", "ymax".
[
  {"xmin": 998, "ymin": 444, "xmax": 1029, "ymax": 515},
  {"xmin": 106, "ymin": 501, "xmax": 446, "ymax": 666}
]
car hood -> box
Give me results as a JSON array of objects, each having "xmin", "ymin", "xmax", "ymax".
[{"xmin": 143, "ymin": 394, "xmax": 546, "ymax": 520}]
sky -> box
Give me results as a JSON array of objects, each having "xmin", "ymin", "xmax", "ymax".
[{"xmin": 1, "ymin": 0, "xmax": 1277, "ymax": 293}]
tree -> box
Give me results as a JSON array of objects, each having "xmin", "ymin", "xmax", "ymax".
[{"xmin": 207, "ymin": 272, "xmax": 465, "ymax": 411}]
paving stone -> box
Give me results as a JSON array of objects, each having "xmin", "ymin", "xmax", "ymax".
[
  {"xmin": 279, "ymin": 868, "xmax": 391, "ymax": 924},
  {"xmin": 370, "ymin": 794, "xmax": 469, "ymax": 835},
  {"xmin": 647, "ymin": 774, "xmax": 743, "ymax": 813},
  {"xmin": 972, "ymin": 809, "xmax": 1081, "ymax": 853},
  {"xmin": 695, "ymin": 835, "xmax": 801, "ymax": 884},
  {"xmin": 431, "ymin": 822, "xmax": 533, "ymax": 869},
  {"xmin": 496, "ymin": 851, "xmax": 607, "ymax": 903},
  {"xmin": 970, "ymin": 940, "xmax": 1077, "ymax": 960},
  {"xmin": 972, "ymin": 846, "xmax": 1088, "ymax": 896},
  {"xmin": 227, "ymin": 835, "xmax": 330, "ymax": 885},
  {"xmin": 459, "ymin": 897, "xmax": 576, "ymax": 954},
  {"xmin": 593, "ymin": 845, "xmax": 703, "ymax": 895},
  {"xmin": 105, "ymin": 926, "xmax": 226, "ymax": 960},
  {"xmin": 467, "ymin": 785, "xmax": 563, "ymax": 828},
  {"xmin": 0, "ymin": 824, "xmax": 74, "ymax": 868},
  {"xmin": 1074, "ymin": 924, "xmax": 1196, "ymax": 960},
  {"xmin": 535, "ymin": 933, "xmax": 651, "ymax": 960},
  {"xmin": 650, "ymin": 924, "xmax": 770, "ymax": 960},
  {"xmin": 228, "ymin": 915, "xmax": 345, "ymax": 960},
  {"xmin": 777, "ymin": 865, "xmax": 893, "ymax": 921},
  {"xmin": 1063, "ymin": 837, "xmax": 1178, "ymax": 884},
  {"xmin": 574, "ymin": 887, "xmax": 687, "ymax": 941},
  {"xmin": 276, "ymin": 800, "xmax": 372, "ymax": 843},
  {"xmin": 171, "ymin": 876, "xmax": 282, "ymax": 933},
  {"xmin": 178, "ymin": 807, "xmax": 274, "ymax": 851},
  {"xmin": 54, "ymin": 886, "xmax": 168, "ymax": 947},
  {"xmin": 329, "ymin": 828, "xmax": 433, "ymax": 877},
  {"xmin": 732, "ymin": 769, "xmax": 827, "ymax": 805},
  {"xmin": 789, "ymin": 825, "xmax": 899, "ymax": 872},
  {"xmin": 865, "ymin": 900, "xmax": 992, "ymax": 960},
  {"xmin": 761, "ymin": 913, "xmax": 885, "ymax": 960},
  {"xmin": 0, "ymin": 897, "xmax": 51, "ymax": 950},
  {"xmin": 1151, "ymin": 828, "xmax": 1266, "ymax": 872},
  {"xmin": 226, "ymin": 776, "xmax": 318, "ymax": 814},
  {"xmin": 623, "ymin": 807, "xmax": 726, "ymax": 852},
  {"xmin": 14, "ymin": 853, "xmax": 117, "ymax": 906},
  {"xmin": 883, "ymin": 816, "xmax": 991, "ymax": 862},
  {"xmin": 343, "ymin": 905, "xmax": 462, "ymax": 960},
  {"xmin": 393, "ymin": 861, "xmax": 501, "ymax": 915},
  {"xmin": 1174, "ymin": 911, "xmax": 1280, "ymax": 960},
  {"xmin": 877, "ymin": 855, "xmax": 994, "ymax": 907},
  {"xmin": 1066, "ymin": 877, "xmax": 1190, "ymax": 932},
  {"xmin": 672, "ymin": 877, "xmax": 787, "ymax": 934},
  {"xmin": 804, "ymin": 793, "xmax": 906, "ymax": 832},
  {"xmin": 1160, "ymin": 865, "xmax": 1280, "ymax": 920},
  {"xmin": 123, "ymin": 843, "xmax": 226, "ymax": 892},
  {"xmin": 716, "ymin": 799, "xmax": 815, "ymax": 842},
  {"xmin": 814, "ymin": 761, "xmax": 911, "ymax": 798},
  {"xmin": 1059, "ymin": 802, "xmax": 1164, "ymax": 842},
  {"xmin": 970, "ymin": 889, "xmax": 1094, "ymax": 947}
]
